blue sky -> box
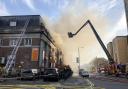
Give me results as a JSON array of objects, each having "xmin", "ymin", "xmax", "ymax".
[
  {"xmin": 0, "ymin": 0, "xmax": 127, "ymax": 37},
  {"xmin": 0, "ymin": 0, "xmax": 127, "ymax": 66},
  {"xmin": 0, "ymin": 0, "xmax": 125, "ymax": 22}
]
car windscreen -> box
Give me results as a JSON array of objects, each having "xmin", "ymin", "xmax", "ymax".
[
  {"xmin": 22, "ymin": 70, "xmax": 32, "ymax": 73},
  {"xmin": 82, "ymin": 71, "xmax": 88, "ymax": 73},
  {"xmin": 44, "ymin": 69, "xmax": 56, "ymax": 74}
]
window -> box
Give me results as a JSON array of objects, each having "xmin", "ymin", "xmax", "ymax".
[
  {"xmin": 24, "ymin": 38, "xmax": 32, "ymax": 46},
  {"xmin": 10, "ymin": 21, "xmax": 16, "ymax": 26},
  {"xmin": 0, "ymin": 39, "xmax": 3, "ymax": 46},
  {"xmin": 10, "ymin": 39, "xmax": 18, "ymax": 46},
  {"xmin": 0, "ymin": 57, "xmax": 5, "ymax": 64}
]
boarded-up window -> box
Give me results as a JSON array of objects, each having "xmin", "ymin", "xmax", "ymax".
[
  {"xmin": 10, "ymin": 21, "xmax": 16, "ymax": 26},
  {"xmin": 31, "ymin": 48, "xmax": 39, "ymax": 61}
]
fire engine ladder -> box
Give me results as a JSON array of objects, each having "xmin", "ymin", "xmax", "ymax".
[
  {"xmin": 68, "ymin": 20, "xmax": 114, "ymax": 64},
  {"xmin": 4, "ymin": 19, "xmax": 30, "ymax": 74}
]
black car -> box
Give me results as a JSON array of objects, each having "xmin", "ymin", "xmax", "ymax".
[
  {"xmin": 43, "ymin": 68, "xmax": 60, "ymax": 81},
  {"xmin": 20, "ymin": 69, "xmax": 38, "ymax": 80}
]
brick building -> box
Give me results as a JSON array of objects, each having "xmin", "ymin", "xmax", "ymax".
[
  {"xmin": 107, "ymin": 42, "xmax": 114, "ymax": 59},
  {"xmin": 112, "ymin": 36, "xmax": 128, "ymax": 64},
  {"xmin": 0, "ymin": 15, "xmax": 63, "ymax": 70}
]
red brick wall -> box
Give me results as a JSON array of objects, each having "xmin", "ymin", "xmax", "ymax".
[{"xmin": 0, "ymin": 38, "xmax": 40, "ymax": 69}]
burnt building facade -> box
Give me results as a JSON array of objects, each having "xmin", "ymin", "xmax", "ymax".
[{"xmin": 0, "ymin": 15, "xmax": 63, "ymax": 70}]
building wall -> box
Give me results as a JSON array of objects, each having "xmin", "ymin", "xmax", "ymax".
[
  {"xmin": 107, "ymin": 42, "xmax": 114, "ymax": 59},
  {"xmin": 0, "ymin": 33, "xmax": 56, "ymax": 69},
  {"xmin": 112, "ymin": 36, "xmax": 128, "ymax": 64},
  {"xmin": 0, "ymin": 34, "xmax": 41, "ymax": 69},
  {"xmin": 0, "ymin": 15, "xmax": 61, "ymax": 70}
]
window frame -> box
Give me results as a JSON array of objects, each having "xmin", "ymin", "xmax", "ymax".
[
  {"xmin": 24, "ymin": 38, "xmax": 32, "ymax": 46},
  {"xmin": 10, "ymin": 21, "xmax": 17, "ymax": 26},
  {"xmin": 9, "ymin": 39, "xmax": 18, "ymax": 47},
  {"xmin": 0, "ymin": 39, "xmax": 3, "ymax": 46}
]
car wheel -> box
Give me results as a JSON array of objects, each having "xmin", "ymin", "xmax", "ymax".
[
  {"xmin": 56, "ymin": 78, "xmax": 59, "ymax": 81},
  {"xmin": 43, "ymin": 78, "xmax": 47, "ymax": 82}
]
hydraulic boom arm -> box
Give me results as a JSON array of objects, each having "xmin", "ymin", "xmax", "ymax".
[{"xmin": 68, "ymin": 20, "xmax": 114, "ymax": 64}]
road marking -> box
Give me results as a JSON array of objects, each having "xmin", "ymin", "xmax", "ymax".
[
  {"xmin": 86, "ymin": 79, "xmax": 94, "ymax": 89},
  {"xmin": 87, "ymin": 79, "xmax": 105, "ymax": 89},
  {"xmin": 0, "ymin": 84, "xmax": 57, "ymax": 89}
]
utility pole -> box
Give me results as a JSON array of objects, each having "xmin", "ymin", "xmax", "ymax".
[
  {"xmin": 78, "ymin": 47, "xmax": 84, "ymax": 73},
  {"xmin": 78, "ymin": 48, "xmax": 80, "ymax": 73}
]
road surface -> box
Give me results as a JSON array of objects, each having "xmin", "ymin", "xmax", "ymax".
[
  {"xmin": 0, "ymin": 74, "xmax": 128, "ymax": 89},
  {"xmin": 0, "ymin": 77, "xmax": 98, "ymax": 89},
  {"xmin": 89, "ymin": 74, "xmax": 128, "ymax": 89}
]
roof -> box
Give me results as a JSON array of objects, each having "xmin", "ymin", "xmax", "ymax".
[
  {"xmin": 115, "ymin": 36, "xmax": 128, "ymax": 38},
  {"xmin": 0, "ymin": 15, "xmax": 45, "ymax": 33}
]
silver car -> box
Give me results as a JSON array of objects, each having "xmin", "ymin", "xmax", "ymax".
[{"xmin": 80, "ymin": 71, "xmax": 89, "ymax": 78}]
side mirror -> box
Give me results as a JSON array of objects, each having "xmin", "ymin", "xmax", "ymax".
[{"xmin": 68, "ymin": 32, "xmax": 74, "ymax": 38}]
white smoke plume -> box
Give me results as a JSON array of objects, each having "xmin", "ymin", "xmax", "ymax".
[{"xmin": 44, "ymin": 1, "xmax": 110, "ymax": 72}]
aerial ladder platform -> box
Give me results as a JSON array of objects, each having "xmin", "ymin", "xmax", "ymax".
[{"xmin": 68, "ymin": 20, "xmax": 116, "ymax": 74}]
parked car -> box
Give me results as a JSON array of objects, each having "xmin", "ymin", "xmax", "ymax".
[
  {"xmin": 20, "ymin": 69, "xmax": 39, "ymax": 80},
  {"xmin": 59, "ymin": 66, "xmax": 73, "ymax": 80},
  {"xmin": 43, "ymin": 68, "xmax": 60, "ymax": 81},
  {"xmin": 80, "ymin": 71, "xmax": 89, "ymax": 78}
]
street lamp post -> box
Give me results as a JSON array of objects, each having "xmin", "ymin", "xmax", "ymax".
[
  {"xmin": 78, "ymin": 48, "xmax": 80, "ymax": 73},
  {"xmin": 78, "ymin": 47, "xmax": 84, "ymax": 73}
]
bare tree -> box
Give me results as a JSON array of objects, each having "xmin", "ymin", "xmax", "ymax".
[{"xmin": 90, "ymin": 57, "xmax": 108, "ymax": 72}]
